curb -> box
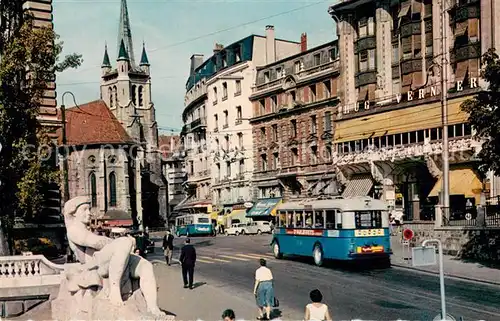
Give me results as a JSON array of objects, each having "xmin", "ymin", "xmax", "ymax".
[{"xmin": 391, "ymin": 262, "xmax": 500, "ymax": 286}]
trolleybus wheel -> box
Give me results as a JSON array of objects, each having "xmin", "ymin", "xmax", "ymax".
[
  {"xmin": 186, "ymin": 231, "xmax": 190, "ymax": 238},
  {"xmin": 313, "ymin": 244, "xmax": 323, "ymax": 267},
  {"xmin": 241, "ymin": 230, "xmax": 245, "ymax": 235},
  {"xmin": 257, "ymin": 229, "xmax": 262, "ymax": 235},
  {"xmin": 235, "ymin": 231, "xmax": 240, "ymax": 236},
  {"xmin": 225, "ymin": 231, "xmax": 229, "ymax": 236},
  {"xmin": 273, "ymin": 241, "xmax": 283, "ymax": 259}
]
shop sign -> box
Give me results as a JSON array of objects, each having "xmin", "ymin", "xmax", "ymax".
[
  {"xmin": 341, "ymin": 78, "xmax": 479, "ymax": 115},
  {"xmin": 232, "ymin": 204, "xmax": 246, "ymax": 210}
]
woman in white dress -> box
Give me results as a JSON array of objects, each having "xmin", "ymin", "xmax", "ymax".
[{"xmin": 304, "ymin": 289, "xmax": 332, "ymax": 321}]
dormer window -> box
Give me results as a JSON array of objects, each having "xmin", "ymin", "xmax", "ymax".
[
  {"xmin": 264, "ymin": 71, "xmax": 270, "ymax": 83},
  {"xmin": 276, "ymin": 67, "xmax": 283, "ymax": 78},
  {"xmin": 235, "ymin": 46, "xmax": 242, "ymax": 62},
  {"xmin": 294, "ymin": 61, "xmax": 301, "ymax": 73}
]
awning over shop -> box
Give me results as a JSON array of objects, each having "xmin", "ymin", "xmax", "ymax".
[
  {"xmin": 246, "ymin": 198, "xmax": 282, "ymax": 217},
  {"xmin": 342, "ymin": 174, "xmax": 374, "ymax": 198},
  {"xmin": 228, "ymin": 209, "xmax": 247, "ymax": 221},
  {"xmin": 210, "ymin": 211, "xmax": 221, "ymax": 220},
  {"xmin": 428, "ymin": 168, "xmax": 483, "ymax": 203}
]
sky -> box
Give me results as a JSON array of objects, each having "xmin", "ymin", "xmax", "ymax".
[{"xmin": 53, "ymin": 0, "xmax": 337, "ymax": 134}]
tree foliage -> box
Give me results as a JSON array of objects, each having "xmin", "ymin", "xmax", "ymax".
[
  {"xmin": 0, "ymin": 11, "xmax": 82, "ymax": 241},
  {"xmin": 462, "ymin": 49, "xmax": 500, "ymax": 175}
]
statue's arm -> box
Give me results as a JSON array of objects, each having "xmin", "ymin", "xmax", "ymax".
[{"xmin": 67, "ymin": 226, "xmax": 112, "ymax": 250}]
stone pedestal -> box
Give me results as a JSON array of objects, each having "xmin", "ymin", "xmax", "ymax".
[{"xmin": 51, "ymin": 278, "xmax": 169, "ymax": 321}]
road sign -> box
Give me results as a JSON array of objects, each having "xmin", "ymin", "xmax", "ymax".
[
  {"xmin": 465, "ymin": 213, "xmax": 472, "ymax": 220},
  {"xmin": 412, "ymin": 246, "xmax": 437, "ymax": 267},
  {"xmin": 403, "ymin": 228, "xmax": 414, "ymax": 240},
  {"xmin": 433, "ymin": 313, "xmax": 456, "ymax": 321}
]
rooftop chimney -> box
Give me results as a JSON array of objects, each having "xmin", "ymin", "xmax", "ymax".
[
  {"xmin": 301, "ymin": 33, "xmax": 307, "ymax": 52},
  {"xmin": 190, "ymin": 54, "xmax": 204, "ymax": 75},
  {"xmin": 213, "ymin": 43, "xmax": 224, "ymax": 54},
  {"xmin": 266, "ymin": 25, "xmax": 276, "ymax": 64}
]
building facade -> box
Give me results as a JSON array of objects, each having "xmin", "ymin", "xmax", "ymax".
[
  {"xmin": 328, "ymin": 0, "xmax": 497, "ymax": 221},
  {"xmin": 62, "ymin": 0, "xmax": 166, "ymax": 228},
  {"xmin": 159, "ymin": 135, "xmax": 186, "ymax": 222},
  {"xmin": 179, "ymin": 26, "xmax": 302, "ymax": 218},
  {"xmin": 250, "ymin": 39, "xmax": 341, "ymax": 204}
]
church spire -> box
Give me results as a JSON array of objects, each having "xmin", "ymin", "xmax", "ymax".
[
  {"xmin": 117, "ymin": 0, "xmax": 135, "ymax": 66},
  {"xmin": 102, "ymin": 43, "xmax": 111, "ymax": 67},
  {"xmin": 140, "ymin": 42, "xmax": 150, "ymax": 66}
]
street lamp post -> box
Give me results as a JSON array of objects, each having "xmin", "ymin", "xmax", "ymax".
[
  {"xmin": 60, "ymin": 91, "xmax": 78, "ymax": 202},
  {"xmin": 440, "ymin": 0, "xmax": 450, "ymax": 224}
]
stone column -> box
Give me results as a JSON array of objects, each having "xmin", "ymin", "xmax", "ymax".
[
  {"xmin": 335, "ymin": 13, "xmax": 357, "ymax": 115},
  {"xmin": 98, "ymin": 148, "xmax": 106, "ymax": 216},
  {"xmin": 120, "ymin": 149, "xmax": 132, "ymax": 214},
  {"xmin": 375, "ymin": 1, "xmax": 393, "ymax": 99},
  {"xmin": 136, "ymin": 153, "xmax": 143, "ymax": 230}
]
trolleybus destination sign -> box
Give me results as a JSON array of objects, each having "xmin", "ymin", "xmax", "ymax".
[{"xmin": 285, "ymin": 229, "xmax": 323, "ymax": 236}]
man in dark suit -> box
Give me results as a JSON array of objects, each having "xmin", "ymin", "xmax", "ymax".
[
  {"xmin": 179, "ymin": 238, "xmax": 196, "ymax": 289},
  {"xmin": 162, "ymin": 231, "xmax": 174, "ymax": 265}
]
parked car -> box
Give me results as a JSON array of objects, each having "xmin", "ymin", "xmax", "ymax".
[
  {"xmin": 254, "ymin": 221, "xmax": 272, "ymax": 234},
  {"xmin": 225, "ymin": 221, "xmax": 272, "ymax": 235},
  {"xmin": 225, "ymin": 223, "xmax": 249, "ymax": 236}
]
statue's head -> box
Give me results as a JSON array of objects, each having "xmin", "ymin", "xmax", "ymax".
[{"xmin": 64, "ymin": 196, "xmax": 92, "ymax": 224}]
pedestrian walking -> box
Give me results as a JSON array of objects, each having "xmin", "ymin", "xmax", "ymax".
[
  {"xmin": 253, "ymin": 258, "xmax": 275, "ymax": 320},
  {"xmin": 179, "ymin": 238, "xmax": 196, "ymax": 289},
  {"xmin": 304, "ymin": 289, "xmax": 332, "ymax": 321},
  {"xmin": 162, "ymin": 230, "xmax": 174, "ymax": 265}
]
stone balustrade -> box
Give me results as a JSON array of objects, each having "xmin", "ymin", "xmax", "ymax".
[
  {"xmin": 335, "ymin": 137, "xmax": 480, "ymax": 166},
  {"xmin": 0, "ymin": 254, "xmax": 66, "ymax": 288}
]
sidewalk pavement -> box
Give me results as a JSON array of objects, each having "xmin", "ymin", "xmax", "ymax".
[
  {"xmin": 10, "ymin": 261, "xmax": 291, "ymax": 321},
  {"xmin": 153, "ymin": 260, "xmax": 296, "ymax": 320},
  {"xmin": 390, "ymin": 235, "xmax": 500, "ymax": 286}
]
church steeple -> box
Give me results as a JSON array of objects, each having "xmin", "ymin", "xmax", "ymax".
[
  {"xmin": 117, "ymin": 0, "xmax": 135, "ymax": 67},
  {"xmin": 102, "ymin": 43, "xmax": 111, "ymax": 68},
  {"xmin": 140, "ymin": 42, "xmax": 150, "ymax": 66}
]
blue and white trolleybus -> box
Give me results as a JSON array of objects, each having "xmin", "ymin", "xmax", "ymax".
[
  {"xmin": 175, "ymin": 214, "xmax": 213, "ymax": 237},
  {"xmin": 271, "ymin": 197, "xmax": 391, "ymax": 266}
]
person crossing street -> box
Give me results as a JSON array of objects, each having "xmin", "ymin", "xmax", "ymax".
[
  {"xmin": 162, "ymin": 230, "xmax": 175, "ymax": 265},
  {"xmin": 179, "ymin": 238, "xmax": 197, "ymax": 289}
]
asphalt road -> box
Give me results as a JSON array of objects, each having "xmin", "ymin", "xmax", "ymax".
[{"xmin": 150, "ymin": 234, "xmax": 500, "ymax": 320}]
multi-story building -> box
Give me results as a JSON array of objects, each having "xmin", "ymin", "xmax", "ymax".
[
  {"xmin": 179, "ymin": 26, "xmax": 302, "ymax": 221},
  {"xmin": 250, "ymin": 39, "xmax": 340, "ymax": 208},
  {"xmin": 159, "ymin": 135, "xmax": 186, "ymax": 222},
  {"xmin": 179, "ymin": 54, "xmax": 211, "ymax": 214},
  {"xmin": 328, "ymin": 0, "xmax": 497, "ymax": 222}
]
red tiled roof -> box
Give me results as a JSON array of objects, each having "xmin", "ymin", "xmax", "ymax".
[
  {"xmin": 57, "ymin": 100, "xmax": 134, "ymax": 146},
  {"xmin": 158, "ymin": 135, "xmax": 180, "ymax": 158}
]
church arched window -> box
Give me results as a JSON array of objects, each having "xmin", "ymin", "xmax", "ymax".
[
  {"xmin": 89, "ymin": 172, "xmax": 97, "ymax": 208},
  {"xmin": 113, "ymin": 86, "xmax": 118, "ymax": 107},
  {"xmin": 108, "ymin": 87, "xmax": 113, "ymax": 108},
  {"xmin": 109, "ymin": 171, "xmax": 117, "ymax": 207},
  {"xmin": 138, "ymin": 86, "xmax": 144, "ymax": 107},
  {"xmin": 131, "ymin": 85, "xmax": 137, "ymax": 105}
]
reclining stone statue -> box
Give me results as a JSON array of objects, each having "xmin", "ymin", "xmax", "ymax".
[{"xmin": 51, "ymin": 196, "xmax": 169, "ymax": 320}]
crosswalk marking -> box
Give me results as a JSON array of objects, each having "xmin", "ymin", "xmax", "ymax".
[
  {"xmin": 236, "ymin": 254, "xmax": 262, "ymax": 259},
  {"xmin": 197, "ymin": 259, "xmax": 215, "ymax": 264},
  {"xmin": 219, "ymin": 255, "xmax": 249, "ymax": 261},
  {"xmin": 252, "ymin": 253, "xmax": 275, "ymax": 259},
  {"xmin": 200, "ymin": 256, "xmax": 230, "ymax": 263}
]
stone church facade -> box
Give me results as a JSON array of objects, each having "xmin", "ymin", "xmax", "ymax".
[{"xmin": 61, "ymin": 0, "xmax": 166, "ymax": 227}]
